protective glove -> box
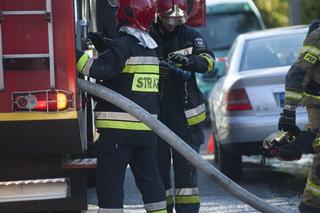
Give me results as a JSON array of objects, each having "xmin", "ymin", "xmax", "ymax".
[
  {"xmin": 76, "ymin": 50, "xmax": 90, "ymax": 74},
  {"xmin": 168, "ymin": 53, "xmax": 193, "ymax": 67},
  {"xmin": 278, "ymin": 109, "xmax": 300, "ymax": 135},
  {"xmin": 159, "ymin": 60, "xmax": 191, "ymax": 81},
  {"xmin": 87, "ymin": 32, "xmax": 112, "ymax": 53}
]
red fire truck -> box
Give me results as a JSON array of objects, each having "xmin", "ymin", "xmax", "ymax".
[
  {"xmin": 0, "ymin": 0, "xmax": 89, "ymax": 212},
  {"xmin": 0, "ymin": 0, "xmax": 205, "ymax": 212}
]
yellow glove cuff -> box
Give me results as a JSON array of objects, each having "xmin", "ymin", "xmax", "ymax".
[{"xmin": 77, "ymin": 53, "xmax": 90, "ymax": 73}]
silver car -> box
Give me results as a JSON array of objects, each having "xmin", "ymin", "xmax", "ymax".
[{"xmin": 208, "ymin": 26, "xmax": 309, "ymax": 180}]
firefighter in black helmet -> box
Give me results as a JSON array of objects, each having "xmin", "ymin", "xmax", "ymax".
[
  {"xmin": 76, "ymin": 0, "xmax": 167, "ymax": 211},
  {"xmin": 150, "ymin": 0, "xmax": 215, "ymax": 212}
]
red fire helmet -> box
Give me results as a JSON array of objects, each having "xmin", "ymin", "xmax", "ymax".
[
  {"xmin": 116, "ymin": 0, "xmax": 157, "ymax": 31},
  {"xmin": 157, "ymin": 0, "xmax": 188, "ymax": 25}
]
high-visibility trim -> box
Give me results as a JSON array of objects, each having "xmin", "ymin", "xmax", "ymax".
[
  {"xmin": 0, "ymin": 111, "xmax": 78, "ymax": 121},
  {"xmin": 126, "ymin": 56, "xmax": 159, "ymax": 65},
  {"xmin": 199, "ymin": 53, "xmax": 215, "ymax": 72},
  {"xmin": 300, "ymin": 46, "xmax": 320, "ymax": 58},
  {"xmin": 170, "ymin": 47, "xmax": 193, "ymax": 56},
  {"xmin": 76, "ymin": 53, "xmax": 90, "ymax": 73},
  {"xmin": 98, "ymin": 208, "xmax": 123, "ymax": 213},
  {"xmin": 303, "ymin": 92, "xmax": 320, "ymax": 102},
  {"xmin": 132, "ymin": 74, "xmax": 159, "ymax": 92},
  {"xmin": 185, "ymin": 104, "xmax": 206, "ymax": 118},
  {"xmin": 175, "ymin": 187, "xmax": 199, "ymax": 196},
  {"xmin": 122, "ymin": 65, "xmax": 159, "ymax": 74},
  {"xmin": 166, "ymin": 188, "xmax": 173, "ymax": 197},
  {"xmin": 304, "ymin": 53, "xmax": 318, "ymax": 64},
  {"xmin": 306, "ymin": 178, "xmax": 320, "ymax": 197},
  {"xmin": 313, "ymin": 137, "xmax": 320, "ymax": 148},
  {"xmin": 145, "ymin": 200, "xmax": 167, "ymax": 212},
  {"xmin": 95, "ymin": 112, "xmax": 140, "ymax": 121},
  {"xmin": 95, "ymin": 120, "xmax": 151, "ymax": 131},
  {"xmin": 285, "ymin": 90, "xmax": 303, "ymax": 101},
  {"xmin": 187, "ymin": 112, "xmax": 206, "ymax": 126},
  {"xmin": 95, "ymin": 112, "xmax": 157, "ymax": 121},
  {"xmin": 148, "ymin": 210, "xmax": 167, "ymax": 213},
  {"xmin": 175, "ymin": 195, "xmax": 200, "ymax": 204},
  {"xmin": 166, "ymin": 188, "xmax": 174, "ymax": 205}
]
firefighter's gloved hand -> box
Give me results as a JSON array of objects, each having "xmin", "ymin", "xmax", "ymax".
[
  {"xmin": 168, "ymin": 53, "xmax": 193, "ymax": 67},
  {"xmin": 159, "ymin": 60, "xmax": 191, "ymax": 81},
  {"xmin": 76, "ymin": 50, "xmax": 90, "ymax": 75},
  {"xmin": 278, "ymin": 109, "xmax": 300, "ymax": 135},
  {"xmin": 87, "ymin": 32, "xmax": 110, "ymax": 53}
]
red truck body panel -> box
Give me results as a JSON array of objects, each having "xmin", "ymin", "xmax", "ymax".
[
  {"xmin": 0, "ymin": 0, "xmax": 77, "ymax": 112},
  {"xmin": 0, "ymin": 0, "xmax": 85, "ymax": 155}
]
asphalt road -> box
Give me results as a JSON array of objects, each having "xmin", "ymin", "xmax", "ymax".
[{"xmin": 86, "ymin": 128, "xmax": 312, "ymax": 213}]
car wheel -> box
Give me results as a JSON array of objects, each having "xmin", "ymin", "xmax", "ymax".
[{"xmin": 218, "ymin": 144, "xmax": 243, "ymax": 180}]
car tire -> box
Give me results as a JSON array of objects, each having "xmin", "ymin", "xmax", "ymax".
[{"xmin": 218, "ymin": 145, "xmax": 243, "ymax": 180}]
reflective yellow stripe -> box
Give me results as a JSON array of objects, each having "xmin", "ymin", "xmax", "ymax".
[
  {"xmin": 200, "ymin": 53, "xmax": 215, "ymax": 72},
  {"xmin": 122, "ymin": 65, "xmax": 159, "ymax": 74},
  {"xmin": 303, "ymin": 92, "xmax": 320, "ymax": 102},
  {"xmin": 145, "ymin": 201, "xmax": 167, "ymax": 213},
  {"xmin": 132, "ymin": 74, "xmax": 159, "ymax": 92},
  {"xmin": 301, "ymin": 46, "xmax": 320, "ymax": 58},
  {"xmin": 148, "ymin": 210, "xmax": 167, "ymax": 213},
  {"xmin": 76, "ymin": 53, "xmax": 90, "ymax": 73},
  {"xmin": 187, "ymin": 112, "xmax": 206, "ymax": 126},
  {"xmin": 0, "ymin": 111, "xmax": 78, "ymax": 121},
  {"xmin": 313, "ymin": 137, "xmax": 320, "ymax": 148},
  {"xmin": 185, "ymin": 104, "xmax": 206, "ymax": 118},
  {"xmin": 285, "ymin": 90, "xmax": 303, "ymax": 101},
  {"xmin": 304, "ymin": 53, "xmax": 318, "ymax": 64},
  {"xmin": 306, "ymin": 178, "xmax": 320, "ymax": 197},
  {"xmin": 95, "ymin": 120, "xmax": 151, "ymax": 130},
  {"xmin": 175, "ymin": 195, "xmax": 200, "ymax": 204}
]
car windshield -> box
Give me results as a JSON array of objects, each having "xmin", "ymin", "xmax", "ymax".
[
  {"xmin": 197, "ymin": 12, "xmax": 262, "ymax": 50},
  {"xmin": 240, "ymin": 32, "xmax": 306, "ymax": 71}
]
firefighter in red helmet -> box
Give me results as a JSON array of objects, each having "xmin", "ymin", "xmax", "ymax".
[
  {"xmin": 76, "ymin": 0, "xmax": 167, "ymax": 212},
  {"xmin": 150, "ymin": 0, "xmax": 215, "ymax": 212}
]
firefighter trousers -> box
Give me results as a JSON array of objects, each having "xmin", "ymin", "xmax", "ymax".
[
  {"xmin": 96, "ymin": 132, "xmax": 167, "ymax": 213},
  {"xmin": 302, "ymin": 106, "xmax": 320, "ymax": 210},
  {"xmin": 157, "ymin": 130, "xmax": 203, "ymax": 213}
]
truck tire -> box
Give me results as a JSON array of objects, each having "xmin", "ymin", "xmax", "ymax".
[{"xmin": 218, "ymin": 145, "xmax": 243, "ymax": 180}]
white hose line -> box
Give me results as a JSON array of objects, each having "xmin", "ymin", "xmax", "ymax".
[{"xmin": 78, "ymin": 78, "xmax": 285, "ymax": 213}]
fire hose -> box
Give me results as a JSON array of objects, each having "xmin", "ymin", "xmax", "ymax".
[{"xmin": 77, "ymin": 78, "xmax": 285, "ymax": 213}]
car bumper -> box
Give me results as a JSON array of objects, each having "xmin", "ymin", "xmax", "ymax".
[{"xmin": 217, "ymin": 112, "xmax": 308, "ymax": 145}]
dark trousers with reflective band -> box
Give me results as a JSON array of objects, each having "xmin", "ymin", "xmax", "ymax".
[
  {"xmin": 302, "ymin": 107, "xmax": 320, "ymax": 209},
  {"xmin": 157, "ymin": 131, "xmax": 202, "ymax": 213},
  {"xmin": 96, "ymin": 131, "xmax": 167, "ymax": 212}
]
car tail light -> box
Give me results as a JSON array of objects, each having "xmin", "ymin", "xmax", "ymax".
[
  {"xmin": 12, "ymin": 90, "xmax": 74, "ymax": 112},
  {"xmin": 226, "ymin": 88, "xmax": 252, "ymax": 111},
  {"xmin": 216, "ymin": 56, "xmax": 228, "ymax": 62}
]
